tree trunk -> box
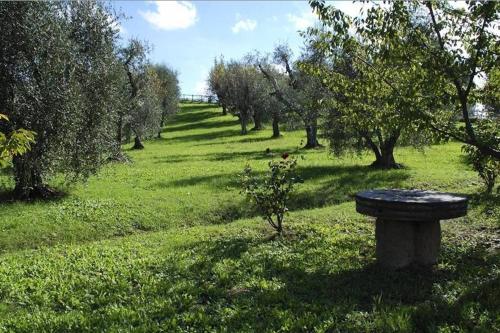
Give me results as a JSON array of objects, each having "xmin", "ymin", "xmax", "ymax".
[
  {"xmin": 252, "ymin": 113, "xmax": 263, "ymax": 131},
  {"xmin": 363, "ymin": 134, "xmax": 382, "ymax": 163},
  {"xmin": 132, "ymin": 136, "xmax": 144, "ymax": 149},
  {"xmin": 222, "ymin": 105, "xmax": 227, "ymax": 116},
  {"xmin": 370, "ymin": 133, "xmax": 401, "ymax": 169},
  {"xmin": 12, "ymin": 154, "xmax": 54, "ymax": 200},
  {"xmin": 240, "ymin": 117, "xmax": 248, "ymax": 135},
  {"xmin": 117, "ymin": 114, "xmax": 123, "ymax": 146},
  {"xmin": 158, "ymin": 116, "xmax": 165, "ymax": 139},
  {"xmin": 304, "ymin": 124, "xmax": 321, "ymax": 149},
  {"xmin": 272, "ymin": 114, "xmax": 280, "ymax": 138}
]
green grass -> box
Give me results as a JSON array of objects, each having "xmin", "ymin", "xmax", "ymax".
[{"xmin": 0, "ymin": 104, "xmax": 498, "ymax": 332}]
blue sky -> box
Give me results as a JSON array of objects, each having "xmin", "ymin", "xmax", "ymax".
[
  {"xmin": 115, "ymin": 1, "xmax": 468, "ymax": 95},
  {"xmin": 114, "ymin": 1, "xmax": 342, "ymax": 95}
]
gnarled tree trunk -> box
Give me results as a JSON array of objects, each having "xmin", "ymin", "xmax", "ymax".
[
  {"xmin": 132, "ymin": 136, "xmax": 144, "ymax": 149},
  {"xmin": 13, "ymin": 154, "xmax": 54, "ymax": 200},
  {"xmin": 252, "ymin": 112, "xmax": 263, "ymax": 131},
  {"xmin": 304, "ymin": 124, "xmax": 321, "ymax": 149},
  {"xmin": 272, "ymin": 114, "xmax": 280, "ymax": 138},
  {"xmin": 116, "ymin": 114, "xmax": 123, "ymax": 146},
  {"xmin": 368, "ymin": 131, "xmax": 401, "ymax": 169},
  {"xmin": 157, "ymin": 115, "xmax": 165, "ymax": 139},
  {"xmin": 240, "ymin": 117, "xmax": 248, "ymax": 135}
]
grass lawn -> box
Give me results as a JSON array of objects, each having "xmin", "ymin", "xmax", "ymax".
[{"xmin": 0, "ymin": 103, "xmax": 498, "ymax": 332}]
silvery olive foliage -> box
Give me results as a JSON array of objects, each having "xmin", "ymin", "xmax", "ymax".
[
  {"xmin": 258, "ymin": 44, "xmax": 329, "ymax": 149},
  {"xmin": 217, "ymin": 60, "xmax": 272, "ymax": 134},
  {"xmin": 153, "ymin": 64, "xmax": 180, "ymax": 138},
  {"xmin": 0, "ymin": 1, "xmax": 124, "ymax": 198}
]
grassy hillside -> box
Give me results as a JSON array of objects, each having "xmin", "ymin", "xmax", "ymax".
[{"xmin": 0, "ymin": 104, "xmax": 498, "ymax": 332}]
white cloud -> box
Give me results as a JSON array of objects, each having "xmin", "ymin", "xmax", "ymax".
[
  {"xmin": 449, "ymin": 1, "xmax": 468, "ymax": 10},
  {"xmin": 287, "ymin": 10, "xmax": 317, "ymax": 30},
  {"xmin": 116, "ymin": 22, "xmax": 127, "ymax": 35},
  {"xmin": 194, "ymin": 79, "xmax": 208, "ymax": 95},
  {"xmin": 140, "ymin": 1, "xmax": 197, "ymax": 31},
  {"xmin": 232, "ymin": 19, "xmax": 257, "ymax": 34},
  {"xmin": 330, "ymin": 1, "xmax": 367, "ymax": 18},
  {"xmin": 271, "ymin": 63, "xmax": 287, "ymax": 74},
  {"xmin": 329, "ymin": 1, "xmax": 392, "ymax": 19},
  {"xmin": 108, "ymin": 16, "xmax": 127, "ymax": 36}
]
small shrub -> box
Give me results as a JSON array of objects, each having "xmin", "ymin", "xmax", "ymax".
[
  {"xmin": 0, "ymin": 114, "xmax": 35, "ymax": 168},
  {"xmin": 463, "ymin": 144, "xmax": 499, "ymax": 194},
  {"xmin": 241, "ymin": 153, "xmax": 302, "ymax": 234}
]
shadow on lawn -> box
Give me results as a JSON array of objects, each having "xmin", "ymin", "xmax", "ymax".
[
  {"xmin": 153, "ymin": 164, "xmax": 410, "ymax": 225},
  {"xmin": 152, "ymin": 148, "xmax": 295, "ymax": 165},
  {"xmin": 173, "ymin": 107, "xmax": 220, "ymax": 122},
  {"xmin": 164, "ymin": 119, "xmax": 238, "ymax": 133},
  {"xmin": 0, "ymin": 189, "xmax": 68, "ymax": 204},
  {"xmin": 164, "ymin": 128, "xmax": 243, "ymax": 143},
  {"xmin": 290, "ymin": 165, "xmax": 410, "ymax": 210},
  {"xmin": 158, "ymin": 163, "xmax": 406, "ymax": 205},
  {"xmin": 208, "ymin": 226, "xmax": 500, "ymax": 331},
  {"xmin": 192, "ymin": 134, "xmax": 297, "ymax": 147},
  {"xmin": 157, "ymin": 227, "xmax": 499, "ymax": 332}
]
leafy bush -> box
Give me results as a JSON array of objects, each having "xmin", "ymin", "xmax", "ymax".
[
  {"xmin": 462, "ymin": 120, "xmax": 500, "ymax": 193},
  {"xmin": 463, "ymin": 145, "xmax": 499, "ymax": 193},
  {"xmin": 241, "ymin": 153, "xmax": 302, "ymax": 234},
  {"xmin": 0, "ymin": 114, "xmax": 35, "ymax": 168}
]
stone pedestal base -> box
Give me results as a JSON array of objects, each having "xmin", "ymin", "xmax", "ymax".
[{"xmin": 375, "ymin": 219, "xmax": 441, "ymax": 268}]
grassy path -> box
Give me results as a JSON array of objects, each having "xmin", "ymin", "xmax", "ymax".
[{"xmin": 0, "ymin": 104, "xmax": 498, "ymax": 332}]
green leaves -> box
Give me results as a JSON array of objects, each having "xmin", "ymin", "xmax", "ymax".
[
  {"xmin": 0, "ymin": 114, "xmax": 35, "ymax": 168},
  {"xmin": 241, "ymin": 156, "xmax": 303, "ymax": 234}
]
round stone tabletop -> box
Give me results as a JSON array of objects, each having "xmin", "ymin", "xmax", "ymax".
[{"xmin": 355, "ymin": 189, "xmax": 468, "ymax": 221}]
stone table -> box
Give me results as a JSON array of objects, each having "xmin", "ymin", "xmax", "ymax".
[{"xmin": 355, "ymin": 189, "xmax": 468, "ymax": 268}]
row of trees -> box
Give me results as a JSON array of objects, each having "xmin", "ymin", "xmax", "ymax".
[
  {"xmin": 208, "ymin": 46, "xmax": 329, "ymax": 149},
  {"xmin": 0, "ymin": 1, "xmax": 180, "ymax": 199},
  {"xmin": 208, "ymin": 0, "xmax": 499, "ymax": 192}
]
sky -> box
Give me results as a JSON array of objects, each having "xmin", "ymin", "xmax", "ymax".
[
  {"xmin": 114, "ymin": 1, "xmax": 367, "ymax": 95},
  {"xmin": 115, "ymin": 1, "xmax": 467, "ymax": 95}
]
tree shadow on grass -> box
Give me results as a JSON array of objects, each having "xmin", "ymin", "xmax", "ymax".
[
  {"xmin": 203, "ymin": 199, "xmax": 260, "ymax": 225},
  {"xmin": 197, "ymin": 226, "xmax": 500, "ymax": 331},
  {"xmin": 235, "ymin": 136, "xmax": 286, "ymax": 144},
  {"xmin": 152, "ymin": 147, "xmax": 301, "ymax": 165},
  {"xmin": 192, "ymin": 134, "xmax": 295, "ymax": 147},
  {"xmin": 467, "ymin": 192, "xmax": 500, "ymax": 214},
  {"xmin": 0, "ymin": 188, "xmax": 68, "ymax": 204},
  {"xmin": 167, "ymin": 227, "xmax": 499, "ymax": 332},
  {"xmin": 164, "ymin": 119, "xmax": 238, "ymax": 133},
  {"xmin": 153, "ymin": 172, "xmax": 240, "ymax": 188},
  {"xmin": 152, "ymin": 164, "xmax": 410, "ymax": 215},
  {"xmin": 173, "ymin": 107, "xmax": 220, "ymax": 121},
  {"xmin": 165, "ymin": 129, "xmax": 243, "ymax": 143},
  {"xmin": 290, "ymin": 165, "xmax": 410, "ymax": 210}
]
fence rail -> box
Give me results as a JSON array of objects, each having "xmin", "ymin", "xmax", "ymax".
[{"xmin": 180, "ymin": 94, "xmax": 218, "ymax": 104}]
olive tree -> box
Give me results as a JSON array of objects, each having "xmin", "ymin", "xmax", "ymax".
[
  {"xmin": 128, "ymin": 67, "xmax": 163, "ymax": 149},
  {"xmin": 258, "ymin": 44, "xmax": 328, "ymax": 148},
  {"xmin": 222, "ymin": 60, "xmax": 271, "ymax": 134},
  {"xmin": 208, "ymin": 57, "xmax": 230, "ymax": 116},
  {"xmin": 120, "ymin": 39, "xmax": 163, "ymax": 149},
  {"xmin": 0, "ymin": 115, "xmax": 35, "ymax": 168},
  {"xmin": 0, "ymin": 1, "xmax": 122, "ymax": 198},
  {"xmin": 152, "ymin": 64, "xmax": 180, "ymax": 138}
]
